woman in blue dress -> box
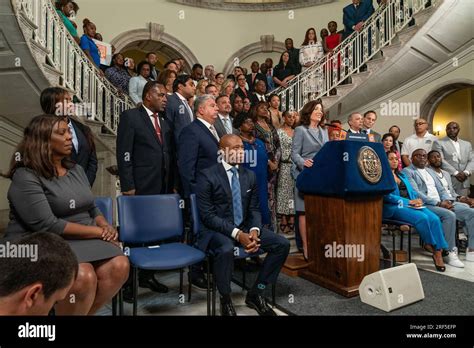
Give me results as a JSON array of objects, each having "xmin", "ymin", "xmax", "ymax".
[
  {"xmin": 233, "ymin": 112, "xmax": 271, "ymax": 227},
  {"xmin": 384, "ymin": 151, "xmax": 447, "ymax": 272}
]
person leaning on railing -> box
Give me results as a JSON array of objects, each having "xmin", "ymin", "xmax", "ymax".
[
  {"xmin": 55, "ymin": 0, "xmax": 80, "ymax": 44},
  {"xmin": 80, "ymin": 18, "xmax": 103, "ymax": 75}
]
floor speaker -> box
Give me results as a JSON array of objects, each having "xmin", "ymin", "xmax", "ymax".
[{"xmin": 359, "ymin": 263, "xmax": 424, "ymax": 312}]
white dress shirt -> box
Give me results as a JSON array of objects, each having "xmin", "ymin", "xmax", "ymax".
[
  {"xmin": 143, "ymin": 105, "xmax": 161, "ymax": 130},
  {"xmin": 417, "ymin": 168, "xmax": 441, "ymax": 202},
  {"xmin": 197, "ymin": 117, "xmax": 219, "ymax": 140},
  {"xmin": 176, "ymin": 92, "xmax": 194, "ymax": 122},
  {"xmin": 221, "ymin": 160, "xmax": 260, "ymax": 240},
  {"xmin": 449, "ymin": 138, "xmax": 468, "ymax": 176}
]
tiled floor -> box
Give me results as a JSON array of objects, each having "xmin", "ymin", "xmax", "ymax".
[{"xmin": 97, "ymin": 232, "xmax": 472, "ymax": 316}]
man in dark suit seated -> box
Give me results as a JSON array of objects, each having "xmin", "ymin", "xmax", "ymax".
[
  {"xmin": 196, "ymin": 135, "xmax": 290, "ymax": 316},
  {"xmin": 117, "ymin": 81, "xmax": 175, "ymax": 298}
]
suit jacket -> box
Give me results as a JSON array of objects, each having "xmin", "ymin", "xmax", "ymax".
[
  {"xmin": 402, "ymin": 165, "xmax": 451, "ymax": 206},
  {"xmin": 246, "ymin": 72, "xmax": 267, "ymax": 93},
  {"xmin": 235, "ymin": 86, "xmax": 250, "ymax": 100},
  {"xmin": 116, "ymin": 106, "xmax": 174, "ymax": 195},
  {"xmin": 365, "ymin": 129, "xmax": 381, "ymax": 142},
  {"xmin": 165, "ymin": 92, "xmax": 194, "ymax": 144},
  {"xmin": 178, "ymin": 119, "xmax": 219, "ymax": 197},
  {"xmin": 250, "ymin": 93, "xmax": 267, "ymax": 106},
  {"xmin": 432, "ymin": 137, "xmax": 474, "ymax": 190},
  {"xmin": 343, "ymin": 0, "xmax": 375, "ymax": 39},
  {"xmin": 69, "ymin": 117, "xmax": 98, "ymax": 186},
  {"xmin": 214, "ymin": 115, "xmax": 239, "ymax": 138},
  {"xmin": 196, "ymin": 163, "xmax": 262, "ymax": 251},
  {"xmin": 383, "ymin": 171, "xmax": 420, "ymax": 218},
  {"xmin": 291, "ymin": 125, "xmax": 328, "ymax": 177}
]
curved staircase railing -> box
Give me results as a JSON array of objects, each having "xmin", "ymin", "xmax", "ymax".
[
  {"xmin": 271, "ymin": 0, "xmax": 437, "ymax": 112},
  {"xmin": 13, "ymin": 0, "xmax": 134, "ymax": 134}
]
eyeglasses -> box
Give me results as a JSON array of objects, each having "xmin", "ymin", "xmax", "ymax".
[
  {"xmin": 413, "ymin": 154, "xmax": 427, "ymax": 158},
  {"xmin": 415, "ymin": 122, "xmax": 427, "ymax": 126}
]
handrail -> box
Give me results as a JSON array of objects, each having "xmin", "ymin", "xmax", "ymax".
[
  {"xmin": 13, "ymin": 0, "xmax": 134, "ymax": 134},
  {"xmin": 271, "ymin": 0, "xmax": 437, "ymax": 112}
]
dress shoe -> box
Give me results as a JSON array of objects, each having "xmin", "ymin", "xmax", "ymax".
[
  {"xmin": 139, "ymin": 276, "xmax": 169, "ymax": 293},
  {"xmin": 190, "ymin": 275, "xmax": 212, "ymax": 291},
  {"xmin": 245, "ymin": 293, "xmax": 277, "ymax": 316},
  {"xmin": 220, "ymin": 300, "xmax": 237, "ymax": 316}
]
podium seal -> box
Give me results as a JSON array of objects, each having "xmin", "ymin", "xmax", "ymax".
[{"xmin": 357, "ymin": 146, "xmax": 382, "ymax": 184}]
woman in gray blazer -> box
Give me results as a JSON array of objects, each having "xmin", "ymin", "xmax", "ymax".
[{"xmin": 291, "ymin": 100, "xmax": 328, "ymax": 260}]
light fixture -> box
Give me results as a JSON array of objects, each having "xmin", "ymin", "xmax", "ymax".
[{"xmin": 434, "ymin": 125, "xmax": 442, "ymax": 136}]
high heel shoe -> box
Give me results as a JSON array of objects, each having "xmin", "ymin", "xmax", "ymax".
[{"xmin": 432, "ymin": 255, "xmax": 446, "ymax": 272}]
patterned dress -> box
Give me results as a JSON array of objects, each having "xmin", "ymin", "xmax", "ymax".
[
  {"xmin": 276, "ymin": 128, "xmax": 295, "ymax": 216},
  {"xmin": 255, "ymin": 122, "xmax": 281, "ymax": 229}
]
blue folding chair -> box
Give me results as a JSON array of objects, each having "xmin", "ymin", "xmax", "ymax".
[
  {"xmin": 94, "ymin": 197, "xmax": 123, "ymax": 316},
  {"xmin": 189, "ymin": 194, "xmax": 275, "ymax": 316},
  {"xmin": 117, "ymin": 194, "xmax": 209, "ymax": 316}
]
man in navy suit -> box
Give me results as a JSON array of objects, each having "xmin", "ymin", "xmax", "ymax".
[
  {"xmin": 343, "ymin": 0, "xmax": 375, "ymax": 70},
  {"xmin": 116, "ymin": 81, "xmax": 174, "ymax": 298},
  {"xmin": 196, "ymin": 135, "xmax": 290, "ymax": 316},
  {"xmin": 165, "ymin": 74, "xmax": 196, "ymax": 144},
  {"xmin": 178, "ymin": 94, "xmax": 220, "ymax": 198},
  {"xmin": 343, "ymin": 0, "xmax": 374, "ymax": 38}
]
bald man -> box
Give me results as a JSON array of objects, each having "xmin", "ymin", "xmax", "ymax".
[
  {"xmin": 432, "ymin": 122, "xmax": 474, "ymax": 196},
  {"xmin": 196, "ymin": 135, "xmax": 290, "ymax": 316}
]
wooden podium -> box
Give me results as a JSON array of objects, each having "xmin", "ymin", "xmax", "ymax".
[
  {"xmin": 300, "ymin": 196, "xmax": 382, "ymax": 297},
  {"xmin": 295, "ymin": 140, "xmax": 396, "ymax": 298}
]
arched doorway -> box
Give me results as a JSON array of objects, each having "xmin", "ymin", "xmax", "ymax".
[
  {"xmin": 222, "ymin": 35, "xmax": 285, "ymax": 75},
  {"xmin": 420, "ymin": 80, "xmax": 473, "ymax": 133},
  {"xmin": 110, "ymin": 23, "xmax": 199, "ymax": 73}
]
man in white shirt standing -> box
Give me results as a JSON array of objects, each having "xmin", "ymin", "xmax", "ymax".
[
  {"xmin": 401, "ymin": 118, "xmax": 438, "ymax": 167},
  {"xmin": 432, "ymin": 122, "xmax": 474, "ymax": 197},
  {"xmin": 403, "ymin": 149, "xmax": 469, "ymax": 267}
]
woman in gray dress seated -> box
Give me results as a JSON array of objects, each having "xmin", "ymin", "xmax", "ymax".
[
  {"xmin": 291, "ymin": 99, "xmax": 328, "ymax": 260},
  {"xmin": 3, "ymin": 114, "xmax": 129, "ymax": 315}
]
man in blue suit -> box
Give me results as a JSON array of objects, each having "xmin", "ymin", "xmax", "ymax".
[
  {"xmin": 343, "ymin": 0, "xmax": 375, "ymax": 70},
  {"xmin": 178, "ymin": 94, "xmax": 220, "ymax": 198},
  {"xmin": 196, "ymin": 135, "xmax": 290, "ymax": 316},
  {"xmin": 165, "ymin": 74, "xmax": 196, "ymax": 144},
  {"xmin": 403, "ymin": 148, "xmax": 470, "ymax": 268},
  {"xmin": 343, "ymin": 0, "xmax": 375, "ymax": 38}
]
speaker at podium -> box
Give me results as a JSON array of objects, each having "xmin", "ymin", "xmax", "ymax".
[{"xmin": 359, "ymin": 263, "xmax": 425, "ymax": 312}]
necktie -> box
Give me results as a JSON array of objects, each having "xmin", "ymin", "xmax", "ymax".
[
  {"xmin": 209, "ymin": 125, "xmax": 219, "ymax": 141},
  {"xmin": 230, "ymin": 167, "xmax": 243, "ymax": 226},
  {"xmin": 223, "ymin": 117, "xmax": 232, "ymax": 134},
  {"xmin": 152, "ymin": 113, "xmax": 162, "ymax": 144},
  {"xmin": 68, "ymin": 121, "xmax": 79, "ymax": 153}
]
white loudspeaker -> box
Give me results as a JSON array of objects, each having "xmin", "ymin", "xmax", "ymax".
[{"xmin": 359, "ymin": 263, "xmax": 424, "ymax": 312}]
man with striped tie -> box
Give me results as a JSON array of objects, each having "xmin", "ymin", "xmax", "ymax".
[{"xmin": 196, "ymin": 135, "xmax": 290, "ymax": 316}]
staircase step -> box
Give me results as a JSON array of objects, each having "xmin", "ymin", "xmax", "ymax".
[
  {"xmin": 397, "ymin": 24, "xmax": 420, "ymax": 44},
  {"xmin": 84, "ymin": 118, "xmax": 105, "ymax": 134},
  {"xmin": 320, "ymin": 95, "xmax": 340, "ymax": 109},
  {"xmin": 381, "ymin": 42, "xmax": 402, "ymax": 59},
  {"xmin": 350, "ymin": 70, "xmax": 371, "ymax": 85},
  {"xmin": 334, "ymin": 83, "xmax": 355, "ymax": 97},
  {"xmin": 413, "ymin": 5, "xmax": 436, "ymax": 27},
  {"xmin": 366, "ymin": 57, "xmax": 386, "ymax": 74}
]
